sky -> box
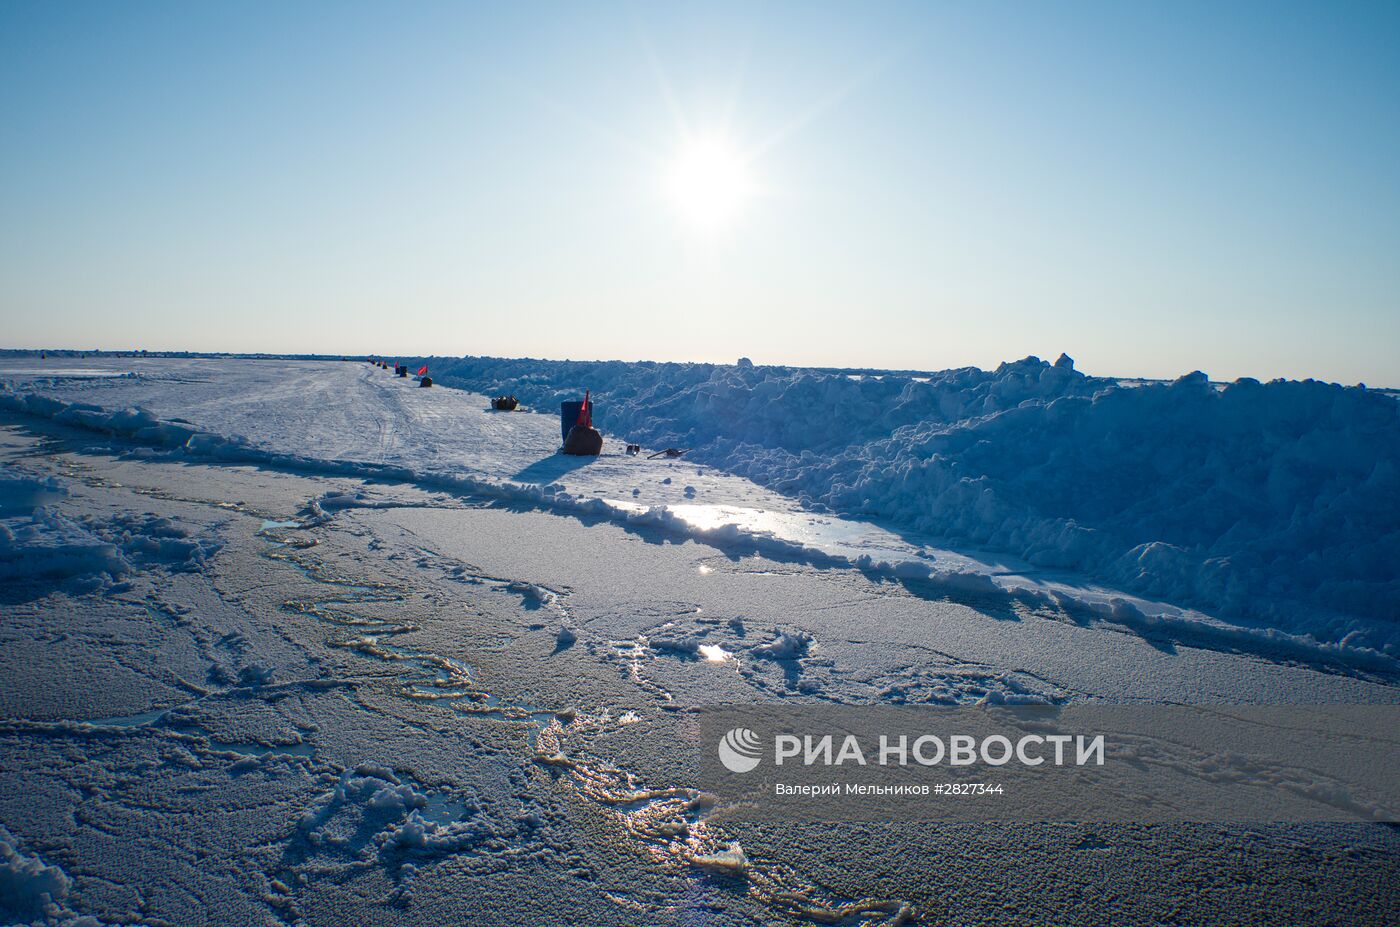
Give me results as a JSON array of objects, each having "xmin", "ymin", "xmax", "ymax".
[{"xmin": 2, "ymin": 1, "xmax": 1398, "ymax": 385}]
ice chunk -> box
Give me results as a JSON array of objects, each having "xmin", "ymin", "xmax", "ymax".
[
  {"xmin": 751, "ymin": 631, "xmax": 810, "ymax": 660},
  {"xmin": 689, "ymin": 841, "xmax": 749, "ymax": 875}
]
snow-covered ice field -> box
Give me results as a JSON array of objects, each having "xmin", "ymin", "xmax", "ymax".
[{"xmin": 2, "ymin": 356, "xmax": 1398, "ymax": 925}]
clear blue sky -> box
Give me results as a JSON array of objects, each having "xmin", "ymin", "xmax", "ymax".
[{"xmin": 2, "ymin": 1, "xmax": 1397, "ymax": 384}]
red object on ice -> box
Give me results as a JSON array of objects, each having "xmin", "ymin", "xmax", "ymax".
[
  {"xmin": 417, "ymin": 365, "xmax": 428, "ymax": 376},
  {"xmin": 576, "ymin": 390, "xmax": 592, "ymax": 428}
]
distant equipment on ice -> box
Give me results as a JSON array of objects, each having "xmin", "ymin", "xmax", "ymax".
[{"xmin": 491, "ymin": 396, "xmax": 519, "ymax": 411}]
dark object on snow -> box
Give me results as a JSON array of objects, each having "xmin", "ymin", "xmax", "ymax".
[
  {"xmin": 561, "ymin": 390, "xmax": 602, "ymax": 456},
  {"xmin": 397, "ymin": 366, "xmax": 408, "ymax": 377},
  {"xmin": 647, "ymin": 448, "xmax": 689, "ymax": 459},
  {"xmin": 419, "ymin": 376, "xmax": 433, "ymax": 388},
  {"xmin": 626, "ymin": 443, "xmax": 641, "ymax": 456},
  {"xmin": 563, "ymin": 424, "xmax": 603, "ymax": 456},
  {"xmin": 492, "ymin": 396, "xmax": 519, "ymax": 411},
  {"xmin": 560, "ymin": 400, "xmax": 599, "ymax": 441}
]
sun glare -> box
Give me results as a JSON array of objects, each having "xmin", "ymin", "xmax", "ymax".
[{"xmin": 664, "ymin": 138, "xmax": 752, "ymax": 230}]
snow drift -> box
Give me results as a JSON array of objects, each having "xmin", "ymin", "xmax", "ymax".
[
  {"xmin": 413, "ymin": 354, "xmax": 1400, "ymax": 637},
  {"xmin": 0, "ymin": 464, "xmax": 218, "ymax": 593},
  {"xmin": 0, "ymin": 826, "xmax": 103, "ymax": 926}
]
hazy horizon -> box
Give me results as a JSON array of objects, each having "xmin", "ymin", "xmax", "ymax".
[
  {"xmin": 3, "ymin": 2, "xmax": 1398, "ymax": 386},
  {"xmin": 10, "ymin": 343, "xmax": 1400, "ymax": 388}
]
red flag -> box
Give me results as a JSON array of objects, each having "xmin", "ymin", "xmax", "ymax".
[
  {"xmin": 576, "ymin": 390, "xmax": 592, "ymax": 428},
  {"xmin": 417, "ymin": 365, "xmax": 428, "ymax": 376}
]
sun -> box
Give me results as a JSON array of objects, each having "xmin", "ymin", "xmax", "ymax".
[{"xmin": 664, "ymin": 138, "xmax": 753, "ymax": 230}]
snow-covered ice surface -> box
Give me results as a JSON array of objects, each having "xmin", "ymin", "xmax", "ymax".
[
  {"xmin": 3, "ymin": 356, "xmax": 1397, "ymax": 674},
  {"xmin": 1, "ymin": 356, "xmax": 1398, "ymax": 925},
  {"xmin": 417, "ymin": 353, "xmax": 1400, "ymax": 652}
]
